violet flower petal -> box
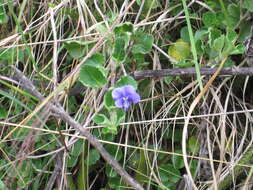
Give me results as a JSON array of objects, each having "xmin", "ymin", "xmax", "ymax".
[
  {"xmin": 112, "ymin": 85, "xmax": 141, "ymax": 110},
  {"xmin": 123, "ymin": 99, "xmax": 131, "ymax": 111},
  {"xmin": 112, "ymin": 88, "xmax": 124, "ymax": 99},
  {"xmin": 129, "ymin": 92, "xmax": 140, "ymax": 103},
  {"xmin": 115, "ymin": 99, "xmax": 124, "ymax": 108}
]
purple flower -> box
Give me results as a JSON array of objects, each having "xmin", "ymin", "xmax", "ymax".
[{"xmin": 112, "ymin": 85, "xmax": 140, "ymax": 111}]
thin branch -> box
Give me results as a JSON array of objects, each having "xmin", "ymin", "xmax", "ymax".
[
  {"xmin": 10, "ymin": 66, "xmax": 144, "ymax": 190},
  {"xmin": 131, "ymin": 66, "xmax": 253, "ymax": 80}
]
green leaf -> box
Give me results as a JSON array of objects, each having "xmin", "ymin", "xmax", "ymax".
[
  {"xmin": 227, "ymin": 4, "xmax": 240, "ymax": 26},
  {"xmin": 168, "ymin": 39, "xmax": 191, "ymax": 61},
  {"xmin": 64, "ymin": 41, "xmax": 86, "ymax": 59},
  {"xmin": 71, "ymin": 139, "xmax": 84, "ymax": 157},
  {"xmin": 224, "ymin": 58, "xmax": 235, "ymax": 67},
  {"xmin": 106, "ymin": 164, "xmax": 118, "ymax": 178},
  {"xmin": 190, "ymin": 159, "xmax": 198, "ymax": 176},
  {"xmin": 0, "ymin": 48, "xmax": 19, "ymax": 63},
  {"xmin": 171, "ymin": 150, "xmax": 184, "ymax": 169},
  {"xmin": 79, "ymin": 65, "xmax": 107, "ymax": 88},
  {"xmin": 105, "ymin": 144, "xmax": 123, "ymax": 161},
  {"xmin": 180, "ymin": 26, "xmax": 190, "ymax": 43},
  {"xmin": 67, "ymin": 156, "xmax": 78, "ymax": 168},
  {"xmin": 202, "ymin": 12, "xmax": 217, "ymax": 27},
  {"xmin": 93, "ymin": 113, "xmax": 122, "ymax": 135},
  {"xmin": 165, "ymin": 128, "xmax": 182, "ymax": 142},
  {"xmin": 174, "ymin": 60, "xmax": 194, "ymax": 68},
  {"xmin": 114, "ymin": 109, "xmax": 125, "ymax": 126},
  {"xmin": 226, "ymin": 29, "xmax": 237, "ymax": 42},
  {"xmin": 85, "ymin": 53, "xmax": 105, "ymax": 68},
  {"xmin": 104, "ymin": 90, "xmax": 116, "ymax": 110},
  {"xmin": 208, "ymin": 28, "xmax": 222, "ymax": 47},
  {"xmin": 93, "ymin": 114, "xmax": 110, "ymax": 125},
  {"xmin": 194, "ymin": 29, "xmax": 208, "ymax": 41},
  {"xmin": 113, "ymin": 22, "xmax": 134, "ymax": 36},
  {"xmin": 212, "ymin": 35, "xmax": 225, "ymax": 53},
  {"xmin": 115, "ymin": 76, "xmax": 138, "ymax": 89},
  {"xmin": 132, "ymin": 31, "xmax": 154, "ymax": 54},
  {"xmin": 229, "ymin": 44, "xmax": 245, "ymax": 55},
  {"xmin": 159, "ymin": 164, "xmax": 181, "ymax": 183},
  {"xmin": 112, "ymin": 35, "xmax": 129, "ymax": 62},
  {"xmin": 238, "ymin": 21, "xmax": 251, "ymax": 43},
  {"xmin": 96, "ymin": 23, "xmax": 108, "ymax": 36},
  {"xmin": 135, "ymin": 150, "xmax": 148, "ymax": 185},
  {"xmin": 86, "ymin": 149, "xmax": 100, "ymax": 166},
  {"xmin": 188, "ymin": 136, "xmax": 200, "ymax": 154},
  {"xmin": 108, "ymin": 177, "xmax": 121, "ymax": 189},
  {"xmin": 0, "ymin": 107, "xmax": 7, "ymax": 119},
  {"xmin": 242, "ymin": 0, "xmax": 253, "ymax": 12}
]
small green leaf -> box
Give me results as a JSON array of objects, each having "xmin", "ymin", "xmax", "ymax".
[
  {"xmin": 102, "ymin": 126, "xmax": 118, "ymax": 135},
  {"xmin": 132, "ymin": 31, "xmax": 154, "ymax": 54},
  {"xmin": 180, "ymin": 26, "xmax": 190, "ymax": 43},
  {"xmin": 0, "ymin": 107, "xmax": 7, "ymax": 119},
  {"xmin": 115, "ymin": 109, "xmax": 125, "ymax": 126},
  {"xmin": 112, "ymin": 36, "xmax": 129, "ymax": 62},
  {"xmin": 64, "ymin": 41, "xmax": 86, "ymax": 59},
  {"xmin": 171, "ymin": 150, "xmax": 184, "ymax": 169},
  {"xmin": 208, "ymin": 28, "xmax": 222, "ymax": 47},
  {"xmin": 93, "ymin": 114, "xmax": 110, "ymax": 125},
  {"xmin": 194, "ymin": 29, "xmax": 208, "ymax": 41},
  {"xmin": 115, "ymin": 76, "xmax": 138, "ymax": 89},
  {"xmin": 174, "ymin": 60, "xmax": 194, "ymax": 68},
  {"xmin": 202, "ymin": 12, "xmax": 217, "ymax": 27},
  {"xmin": 106, "ymin": 164, "xmax": 117, "ymax": 178},
  {"xmin": 165, "ymin": 129, "xmax": 182, "ymax": 142},
  {"xmin": 229, "ymin": 44, "xmax": 245, "ymax": 55},
  {"xmin": 79, "ymin": 65, "xmax": 107, "ymax": 88},
  {"xmin": 113, "ymin": 22, "xmax": 134, "ymax": 36},
  {"xmin": 104, "ymin": 90, "xmax": 116, "ymax": 110},
  {"xmin": 96, "ymin": 23, "xmax": 108, "ymax": 36},
  {"xmin": 67, "ymin": 156, "xmax": 78, "ymax": 168},
  {"xmin": 85, "ymin": 53, "xmax": 105, "ymax": 67},
  {"xmin": 190, "ymin": 159, "xmax": 198, "ymax": 176},
  {"xmin": 108, "ymin": 177, "xmax": 121, "ymax": 189},
  {"xmin": 224, "ymin": 58, "xmax": 235, "ymax": 67},
  {"xmin": 105, "ymin": 145, "xmax": 123, "ymax": 161},
  {"xmin": 71, "ymin": 139, "xmax": 84, "ymax": 157},
  {"xmin": 188, "ymin": 136, "xmax": 200, "ymax": 154},
  {"xmin": 86, "ymin": 149, "xmax": 100, "ymax": 166},
  {"xmin": 238, "ymin": 21, "xmax": 251, "ymax": 43},
  {"xmin": 212, "ymin": 35, "xmax": 225, "ymax": 53},
  {"xmin": 159, "ymin": 164, "xmax": 181, "ymax": 183},
  {"xmin": 168, "ymin": 39, "xmax": 191, "ymax": 61},
  {"xmin": 226, "ymin": 29, "xmax": 237, "ymax": 42}
]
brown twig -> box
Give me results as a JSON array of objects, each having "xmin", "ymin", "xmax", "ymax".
[
  {"xmin": 131, "ymin": 66, "xmax": 253, "ymax": 80},
  {"xmin": 10, "ymin": 66, "xmax": 144, "ymax": 190}
]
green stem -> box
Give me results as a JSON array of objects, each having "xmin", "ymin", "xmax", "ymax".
[{"xmin": 181, "ymin": 0, "xmax": 203, "ymax": 90}]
